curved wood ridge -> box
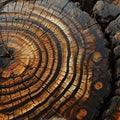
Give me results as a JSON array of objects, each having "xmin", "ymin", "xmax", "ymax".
[{"xmin": 0, "ymin": 0, "xmax": 111, "ymax": 119}]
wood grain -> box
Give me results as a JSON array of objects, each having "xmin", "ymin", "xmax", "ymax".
[{"xmin": 0, "ymin": 0, "xmax": 111, "ymax": 119}]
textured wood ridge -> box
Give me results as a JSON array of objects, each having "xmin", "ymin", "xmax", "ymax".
[
  {"xmin": 103, "ymin": 15, "xmax": 120, "ymax": 120},
  {"xmin": 0, "ymin": 0, "xmax": 111, "ymax": 120}
]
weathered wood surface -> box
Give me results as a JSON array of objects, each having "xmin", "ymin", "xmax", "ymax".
[
  {"xmin": 103, "ymin": 15, "xmax": 120, "ymax": 120},
  {"xmin": 0, "ymin": 0, "xmax": 111, "ymax": 120},
  {"xmin": 93, "ymin": 0, "xmax": 120, "ymax": 31},
  {"xmin": 105, "ymin": 0, "xmax": 120, "ymax": 7}
]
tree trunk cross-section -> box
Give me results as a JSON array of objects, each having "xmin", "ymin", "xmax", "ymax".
[{"xmin": 0, "ymin": 0, "xmax": 111, "ymax": 120}]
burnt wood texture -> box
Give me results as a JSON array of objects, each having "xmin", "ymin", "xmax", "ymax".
[
  {"xmin": 92, "ymin": 1, "xmax": 120, "ymax": 119},
  {"xmin": 0, "ymin": 0, "xmax": 111, "ymax": 120},
  {"xmin": 103, "ymin": 15, "xmax": 120, "ymax": 120}
]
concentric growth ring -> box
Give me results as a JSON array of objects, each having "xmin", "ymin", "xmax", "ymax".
[{"xmin": 0, "ymin": 0, "xmax": 111, "ymax": 120}]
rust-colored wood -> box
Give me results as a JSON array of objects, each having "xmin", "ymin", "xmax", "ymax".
[{"xmin": 0, "ymin": 0, "xmax": 111, "ymax": 120}]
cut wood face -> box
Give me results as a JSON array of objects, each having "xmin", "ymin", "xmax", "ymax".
[{"xmin": 0, "ymin": 0, "xmax": 111, "ymax": 120}]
